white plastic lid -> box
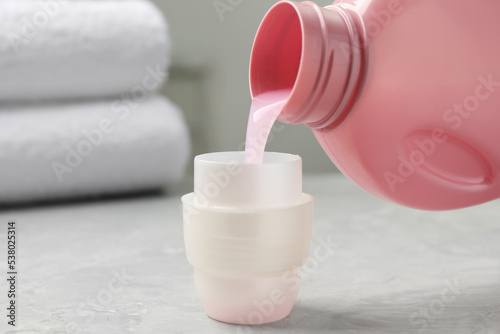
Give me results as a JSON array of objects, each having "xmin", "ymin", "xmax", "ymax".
[
  {"xmin": 182, "ymin": 152, "xmax": 314, "ymax": 325},
  {"xmin": 193, "ymin": 151, "xmax": 303, "ymax": 208}
]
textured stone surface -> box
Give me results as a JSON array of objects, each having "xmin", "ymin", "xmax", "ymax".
[{"xmin": 0, "ymin": 174, "xmax": 499, "ymax": 333}]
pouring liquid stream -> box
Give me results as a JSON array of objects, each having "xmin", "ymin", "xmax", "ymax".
[{"xmin": 244, "ymin": 89, "xmax": 292, "ymax": 164}]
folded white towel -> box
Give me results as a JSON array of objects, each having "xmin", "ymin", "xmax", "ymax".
[
  {"xmin": 0, "ymin": 0, "xmax": 169, "ymax": 102},
  {"xmin": 0, "ymin": 95, "xmax": 190, "ymax": 204}
]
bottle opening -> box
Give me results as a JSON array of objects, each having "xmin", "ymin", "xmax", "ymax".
[
  {"xmin": 250, "ymin": 2, "xmax": 302, "ymax": 97},
  {"xmin": 250, "ymin": 1, "xmax": 362, "ymax": 129}
]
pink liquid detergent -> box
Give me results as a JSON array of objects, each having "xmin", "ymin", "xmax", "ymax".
[
  {"xmin": 244, "ymin": 89, "xmax": 291, "ymax": 164},
  {"xmin": 246, "ymin": 0, "xmax": 500, "ymax": 210}
]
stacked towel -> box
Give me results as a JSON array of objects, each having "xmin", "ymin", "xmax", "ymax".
[
  {"xmin": 0, "ymin": 0, "xmax": 190, "ymax": 204},
  {"xmin": 0, "ymin": 0, "xmax": 169, "ymax": 102}
]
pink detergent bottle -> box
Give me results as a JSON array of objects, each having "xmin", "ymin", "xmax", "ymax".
[{"xmin": 250, "ymin": 0, "xmax": 500, "ymax": 210}]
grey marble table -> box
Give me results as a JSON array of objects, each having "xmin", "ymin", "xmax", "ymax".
[{"xmin": 0, "ymin": 174, "xmax": 499, "ymax": 334}]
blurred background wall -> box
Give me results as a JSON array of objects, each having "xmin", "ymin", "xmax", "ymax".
[{"xmin": 153, "ymin": 0, "xmax": 339, "ymax": 174}]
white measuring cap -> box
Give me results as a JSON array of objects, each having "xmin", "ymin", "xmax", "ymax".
[{"xmin": 182, "ymin": 152, "xmax": 314, "ymax": 325}]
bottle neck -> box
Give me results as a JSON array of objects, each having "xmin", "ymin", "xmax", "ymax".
[{"xmin": 250, "ymin": 1, "xmax": 363, "ymax": 130}]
